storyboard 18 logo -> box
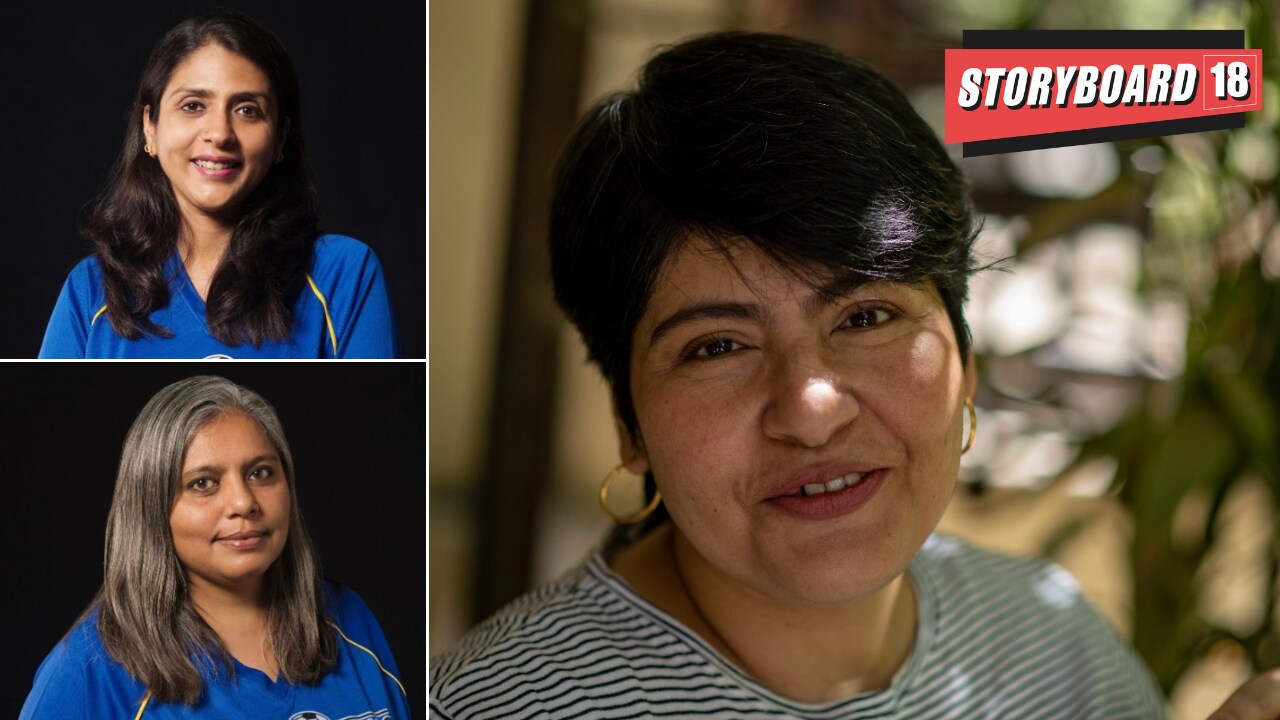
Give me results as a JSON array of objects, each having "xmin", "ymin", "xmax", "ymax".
[{"xmin": 944, "ymin": 30, "xmax": 1263, "ymax": 157}]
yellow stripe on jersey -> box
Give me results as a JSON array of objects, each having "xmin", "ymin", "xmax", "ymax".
[
  {"xmin": 134, "ymin": 689, "xmax": 153, "ymax": 719},
  {"xmin": 131, "ymin": 625, "xmax": 402, "ymax": 716},
  {"xmin": 328, "ymin": 621, "xmax": 407, "ymax": 697},
  {"xmin": 91, "ymin": 282, "xmax": 339, "ymax": 355},
  {"xmin": 306, "ymin": 274, "xmax": 339, "ymax": 356}
]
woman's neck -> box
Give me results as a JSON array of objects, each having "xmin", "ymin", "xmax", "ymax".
[
  {"xmin": 611, "ymin": 524, "xmax": 918, "ymax": 703},
  {"xmin": 190, "ymin": 577, "xmax": 264, "ymax": 616},
  {"xmin": 189, "ymin": 578, "xmax": 279, "ymax": 680},
  {"xmin": 178, "ymin": 220, "xmax": 234, "ymax": 301}
]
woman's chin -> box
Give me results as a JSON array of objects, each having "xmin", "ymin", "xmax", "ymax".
[
  {"xmin": 724, "ymin": 525, "xmax": 921, "ymax": 607},
  {"xmin": 761, "ymin": 552, "xmax": 911, "ymax": 607},
  {"xmin": 188, "ymin": 564, "xmax": 274, "ymax": 594}
]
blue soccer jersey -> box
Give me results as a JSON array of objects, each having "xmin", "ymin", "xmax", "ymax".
[
  {"xmin": 19, "ymin": 583, "xmax": 411, "ymax": 720},
  {"xmin": 38, "ymin": 235, "xmax": 399, "ymax": 358}
]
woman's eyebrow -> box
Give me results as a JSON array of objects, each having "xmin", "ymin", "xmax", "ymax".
[
  {"xmin": 166, "ymin": 87, "xmax": 271, "ymax": 102},
  {"xmin": 167, "ymin": 86, "xmax": 214, "ymax": 99},
  {"xmin": 181, "ymin": 454, "xmax": 279, "ymax": 476},
  {"xmin": 804, "ymin": 277, "xmax": 872, "ymax": 312},
  {"xmin": 229, "ymin": 91, "xmax": 271, "ymax": 104},
  {"xmin": 241, "ymin": 453, "xmax": 280, "ymax": 468},
  {"xmin": 649, "ymin": 302, "xmax": 766, "ymax": 346},
  {"xmin": 648, "ymin": 278, "xmax": 902, "ymax": 346},
  {"xmin": 182, "ymin": 463, "xmax": 222, "ymax": 477}
]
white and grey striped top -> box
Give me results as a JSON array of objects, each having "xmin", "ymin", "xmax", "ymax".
[{"xmin": 430, "ymin": 534, "xmax": 1166, "ymax": 719}]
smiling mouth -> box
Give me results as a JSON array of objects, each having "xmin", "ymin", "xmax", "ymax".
[
  {"xmin": 797, "ymin": 472, "xmax": 867, "ymax": 496},
  {"xmin": 217, "ymin": 530, "xmax": 266, "ymax": 541},
  {"xmin": 215, "ymin": 530, "xmax": 268, "ymax": 549},
  {"xmin": 192, "ymin": 159, "xmax": 242, "ymax": 170}
]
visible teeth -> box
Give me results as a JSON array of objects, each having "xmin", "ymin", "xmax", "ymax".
[
  {"xmin": 195, "ymin": 159, "xmax": 235, "ymax": 170},
  {"xmin": 799, "ymin": 472, "xmax": 871, "ymax": 497}
]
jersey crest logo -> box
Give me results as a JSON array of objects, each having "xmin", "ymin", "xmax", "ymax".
[
  {"xmin": 202, "ymin": 354, "xmax": 234, "ymax": 359},
  {"xmin": 288, "ymin": 711, "xmax": 391, "ymax": 720}
]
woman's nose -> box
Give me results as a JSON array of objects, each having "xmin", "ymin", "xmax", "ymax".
[
  {"xmin": 761, "ymin": 353, "xmax": 859, "ymax": 448},
  {"xmin": 202, "ymin": 111, "xmax": 236, "ymax": 145},
  {"xmin": 224, "ymin": 477, "xmax": 260, "ymax": 516}
]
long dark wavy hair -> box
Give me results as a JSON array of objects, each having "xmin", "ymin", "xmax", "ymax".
[{"xmin": 86, "ymin": 10, "xmax": 319, "ymax": 346}]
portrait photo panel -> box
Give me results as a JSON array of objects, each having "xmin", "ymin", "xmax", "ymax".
[
  {"xmin": 0, "ymin": 1, "xmax": 425, "ymax": 358},
  {"xmin": 0, "ymin": 361, "xmax": 425, "ymax": 718}
]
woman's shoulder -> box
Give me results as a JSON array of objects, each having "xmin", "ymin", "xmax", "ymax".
[
  {"xmin": 300, "ymin": 235, "xmax": 398, "ymax": 358},
  {"xmin": 49, "ymin": 254, "xmax": 108, "ymax": 315},
  {"xmin": 19, "ymin": 609, "xmax": 147, "ymax": 718},
  {"xmin": 429, "ymin": 558, "xmax": 623, "ymax": 689},
  {"xmin": 322, "ymin": 579, "xmax": 394, "ymax": 639},
  {"xmin": 60, "ymin": 254, "xmax": 106, "ymax": 290},
  {"xmin": 911, "ymin": 534, "xmax": 1166, "ymax": 714},
  {"xmin": 916, "ymin": 533, "xmax": 1078, "ymax": 592},
  {"xmin": 68, "ymin": 253, "xmax": 103, "ymax": 272},
  {"xmin": 306, "ymin": 235, "xmax": 388, "ymax": 294},
  {"xmin": 320, "ymin": 580, "xmax": 402, "ymax": 666},
  {"xmin": 311, "ymin": 234, "xmax": 380, "ymax": 268},
  {"xmin": 41, "ymin": 609, "xmax": 108, "ymax": 668},
  {"xmin": 323, "ymin": 579, "xmax": 382, "ymax": 627},
  {"xmin": 914, "ymin": 533, "xmax": 1100, "ymax": 625}
]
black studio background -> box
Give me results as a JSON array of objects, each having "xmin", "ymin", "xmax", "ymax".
[
  {"xmin": 0, "ymin": 2, "xmax": 425, "ymax": 358},
  {"xmin": 0, "ymin": 363, "xmax": 426, "ymax": 717}
]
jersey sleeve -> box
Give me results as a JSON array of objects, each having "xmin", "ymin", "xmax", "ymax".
[
  {"xmin": 38, "ymin": 259, "xmax": 100, "ymax": 358},
  {"xmin": 330, "ymin": 583, "xmax": 413, "ymax": 719},
  {"xmin": 21, "ymin": 616, "xmax": 156, "ymax": 719},
  {"xmin": 19, "ymin": 643, "xmax": 90, "ymax": 719},
  {"xmin": 311, "ymin": 236, "xmax": 401, "ymax": 359}
]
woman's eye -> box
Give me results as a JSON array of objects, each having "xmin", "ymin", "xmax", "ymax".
[
  {"xmin": 180, "ymin": 101, "xmax": 204, "ymax": 113},
  {"xmin": 236, "ymin": 105, "xmax": 262, "ymax": 118},
  {"xmin": 843, "ymin": 307, "xmax": 894, "ymax": 329},
  {"xmin": 692, "ymin": 338, "xmax": 742, "ymax": 358},
  {"xmin": 249, "ymin": 466, "xmax": 273, "ymax": 481},
  {"xmin": 190, "ymin": 477, "xmax": 216, "ymax": 491}
]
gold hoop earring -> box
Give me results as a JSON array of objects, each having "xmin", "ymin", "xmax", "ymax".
[
  {"xmin": 143, "ymin": 144, "xmax": 155, "ymax": 157},
  {"xmin": 961, "ymin": 396, "xmax": 977, "ymax": 454},
  {"xmin": 599, "ymin": 464, "xmax": 662, "ymax": 524}
]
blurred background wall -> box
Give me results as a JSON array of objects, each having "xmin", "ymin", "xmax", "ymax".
[{"xmin": 430, "ymin": 1, "xmax": 1280, "ymax": 716}]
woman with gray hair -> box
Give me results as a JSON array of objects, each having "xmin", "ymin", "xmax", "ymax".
[{"xmin": 19, "ymin": 375, "xmax": 410, "ymax": 718}]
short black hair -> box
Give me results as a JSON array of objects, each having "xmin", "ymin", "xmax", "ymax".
[{"xmin": 550, "ymin": 31, "xmax": 978, "ymax": 437}]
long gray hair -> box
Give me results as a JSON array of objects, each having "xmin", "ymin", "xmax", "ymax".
[{"xmin": 94, "ymin": 375, "xmax": 336, "ymax": 704}]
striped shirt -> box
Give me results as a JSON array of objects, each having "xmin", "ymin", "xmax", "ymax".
[{"xmin": 430, "ymin": 534, "xmax": 1167, "ymax": 719}]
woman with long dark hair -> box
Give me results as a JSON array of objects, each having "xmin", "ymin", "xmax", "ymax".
[
  {"xmin": 38, "ymin": 10, "xmax": 398, "ymax": 358},
  {"xmin": 19, "ymin": 375, "xmax": 409, "ymax": 717}
]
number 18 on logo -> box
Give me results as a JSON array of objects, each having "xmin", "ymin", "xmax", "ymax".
[{"xmin": 1204, "ymin": 54, "xmax": 1260, "ymax": 109}]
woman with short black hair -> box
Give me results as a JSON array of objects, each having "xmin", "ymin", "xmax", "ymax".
[
  {"xmin": 39, "ymin": 10, "xmax": 398, "ymax": 358},
  {"xmin": 431, "ymin": 32, "xmax": 1167, "ymax": 718}
]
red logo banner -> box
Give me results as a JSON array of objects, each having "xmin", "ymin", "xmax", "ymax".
[{"xmin": 944, "ymin": 32, "xmax": 1263, "ymax": 156}]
